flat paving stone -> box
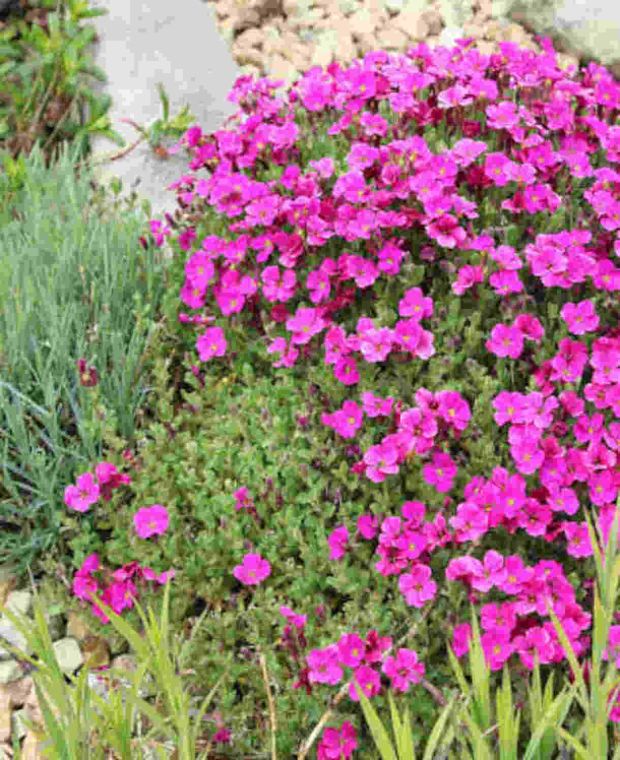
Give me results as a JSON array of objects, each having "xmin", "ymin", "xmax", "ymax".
[{"xmin": 90, "ymin": 0, "xmax": 239, "ymax": 213}]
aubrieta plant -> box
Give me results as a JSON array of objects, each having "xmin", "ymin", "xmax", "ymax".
[{"xmin": 64, "ymin": 38, "xmax": 620, "ymax": 755}]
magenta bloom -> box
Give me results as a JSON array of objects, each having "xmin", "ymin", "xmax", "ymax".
[
  {"xmin": 328, "ymin": 525, "xmax": 349, "ymax": 561},
  {"xmin": 382, "ymin": 648, "xmax": 425, "ymax": 693},
  {"xmin": 307, "ymin": 645, "xmax": 343, "ymax": 685},
  {"xmin": 279, "ymin": 605, "xmax": 307, "ymax": 629},
  {"xmin": 317, "ymin": 721, "xmax": 357, "ymax": 760},
  {"xmin": 64, "ymin": 472, "xmax": 100, "ymax": 513},
  {"xmin": 399, "ymin": 564, "xmax": 437, "ymax": 608},
  {"xmin": 452, "ymin": 623, "xmax": 472, "ymax": 657},
  {"xmin": 486, "ymin": 323, "xmax": 525, "ymax": 359},
  {"xmin": 349, "ymin": 664, "xmax": 381, "ymax": 701},
  {"xmin": 321, "ymin": 400, "xmax": 363, "ymax": 440},
  {"xmin": 196, "ymin": 326, "xmax": 227, "ymax": 361},
  {"xmin": 72, "ymin": 553, "xmax": 100, "ymax": 601},
  {"xmin": 482, "ymin": 631, "xmax": 514, "ymax": 671},
  {"xmin": 134, "ymin": 505, "xmax": 170, "ymax": 539},
  {"xmin": 337, "ymin": 632, "xmax": 366, "ymax": 668},
  {"xmin": 561, "ymin": 299, "xmax": 600, "ymax": 335},
  {"xmin": 233, "ymin": 552, "xmax": 271, "ymax": 586},
  {"xmin": 422, "ymin": 451, "xmax": 457, "ymax": 493},
  {"xmin": 286, "ymin": 306, "xmax": 325, "ymax": 345}
]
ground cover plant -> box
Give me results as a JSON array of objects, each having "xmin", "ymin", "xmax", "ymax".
[
  {"xmin": 55, "ymin": 38, "xmax": 620, "ymax": 755},
  {"xmin": 0, "ymin": 0, "xmax": 115, "ymax": 159},
  {"xmin": 0, "ymin": 145, "xmax": 166, "ymax": 568}
]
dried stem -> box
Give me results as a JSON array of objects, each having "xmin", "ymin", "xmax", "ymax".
[{"xmin": 259, "ymin": 650, "xmax": 278, "ymax": 760}]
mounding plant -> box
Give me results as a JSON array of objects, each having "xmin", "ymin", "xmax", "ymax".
[{"xmin": 55, "ymin": 39, "xmax": 620, "ymax": 755}]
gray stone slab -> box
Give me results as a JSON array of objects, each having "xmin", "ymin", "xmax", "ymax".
[{"xmin": 89, "ymin": 0, "xmax": 239, "ymax": 214}]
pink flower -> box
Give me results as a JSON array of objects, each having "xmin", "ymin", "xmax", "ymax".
[
  {"xmin": 196, "ymin": 327, "xmax": 227, "ymax": 361},
  {"xmin": 72, "ymin": 553, "xmax": 100, "ymax": 600},
  {"xmin": 286, "ymin": 306, "xmax": 325, "ymax": 345},
  {"xmin": 349, "ymin": 664, "xmax": 381, "ymax": 701},
  {"xmin": 361, "ymin": 392, "xmax": 393, "ymax": 418},
  {"xmin": 603, "ymin": 626, "xmax": 620, "ymax": 667},
  {"xmin": 328, "ymin": 525, "xmax": 349, "ymax": 561},
  {"xmin": 382, "ymin": 648, "xmax": 425, "ymax": 693},
  {"xmin": 64, "ymin": 472, "xmax": 100, "ymax": 513},
  {"xmin": 233, "ymin": 552, "xmax": 271, "ymax": 586},
  {"xmin": 280, "ymin": 605, "xmax": 307, "ymax": 629},
  {"xmin": 399, "ymin": 564, "xmax": 437, "ymax": 608},
  {"xmin": 422, "ymin": 452, "xmax": 457, "ymax": 493},
  {"xmin": 308, "ymin": 645, "xmax": 343, "ymax": 685},
  {"xmin": 481, "ymin": 631, "xmax": 513, "ymax": 671},
  {"xmin": 561, "ymin": 300, "xmax": 600, "ymax": 335},
  {"xmin": 364, "ymin": 441, "xmax": 400, "ymax": 483},
  {"xmin": 436, "ymin": 390, "xmax": 471, "ymax": 432},
  {"xmin": 486, "ymin": 323, "xmax": 525, "ymax": 359},
  {"xmin": 357, "ymin": 514, "xmax": 379, "ymax": 540},
  {"xmin": 452, "ymin": 623, "xmax": 472, "ymax": 657},
  {"xmin": 333, "ymin": 356, "xmax": 360, "ymax": 385},
  {"xmin": 398, "ymin": 287, "xmax": 433, "ymax": 320},
  {"xmin": 514, "ymin": 314, "xmax": 544, "ymax": 342},
  {"xmin": 134, "ymin": 505, "xmax": 170, "ymax": 539},
  {"xmin": 321, "ymin": 401, "xmax": 363, "ymax": 439},
  {"xmin": 318, "ymin": 721, "xmax": 357, "ymax": 760},
  {"xmin": 233, "ymin": 487, "xmax": 254, "ymax": 512},
  {"xmin": 338, "ymin": 633, "xmax": 366, "ymax": 668},
  {"xmin": 563, "ymin": 522, "xmax": 594, "ymax": 558}
]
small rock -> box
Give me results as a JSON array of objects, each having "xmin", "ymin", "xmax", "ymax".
[
  {"xmin": 0, "ymin": 677, "xmax": 33, "ymax": 709},
  {"xmin": 65, "ymin": 612, "xmax": 92, "ymax": 643},
  {"xmin": 268, "ymin": 54, "xmax": 299, "ymax": 82},
  {"xmin": 52, "ymin": 638, "xmax": 83, "ymax": 676},
  {"xmin": 0, "ymin": 620, "xmax": 27, "ymax": 662},
  {"xmin": 422, "ymin": 8, "xmax": 443, "ymax": 34},
  {"xmin": 477, "ymin": 39, "xmax": 496, "ymax": 55},
  {"xmin": 0, "ymin": 572, "xmax": 15, "ymax": 609},
  {"xmin": 215, "ymin": 0, "xmax": 236, "ymax": 20},
  {"xmin": 394, "ymin": 9, "xmax": 430, "ymax": 40},
  {"xmin": 310, "ymin": 29, "xmax": 342, "ymax": 67},
  {"xmin": 45, "ymin": 612, "xmax": 65, "ymax": 642},
  {"xmin": 0, "ymin": 691, "xmax": 9, "ymax": 743},
  {"xmin": 240, "ymin": 63, "xmax": 262, "ymax": 78},
  {"xmin": 438, "ymin": 25, "xmax": 464, "ymax": 45},
  {"xmin": 377, "ymin": 27, "xmax": 409, "ymax": 50},
  {"xmin": 82, "ymin": 636, "xmax": 110, "ymax": 670},
  {"xmin": 21, "ymin": 731, "xmax": 42, "ymax": 760},
  {"xmin": 111, "ymin": 654, "xmax": 138, "ymax": 673},
  {"xmin": 350, "ymin": 7, "xmax": 379, "ymax": 37},
  {"xmin": 5, "ymin": 592, "xmax": 31, "ymax": 619},
  {"xmin": 235, "ymin": 27, "xmax": 264, "ymax": 49},
  {"xmin": 233, "ymin": 44, "xmax": 264, "ymax": 68},
  {"xmin": 283, "ymin": 0, "xmax": 310, "ymax": 16},
  {"xmin": 0, "ymin": 661, "xmax": 21, "ymax": 685},
  {"xmin": 10, "ymin": 710, "xmax": 27, "ymax": 741},
  {"xmin": 385, "ymin": 0, "xmax": 406, "ymax": 12},
  {"xmin": 338, "ymin": 0, "xmax": 359, "ymax": 15}
]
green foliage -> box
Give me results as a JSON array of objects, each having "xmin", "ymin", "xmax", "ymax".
[
  {"xmin": 0, "ymin": 146, "xmax": 167, "ymax": 568},
  {"xmin": 0, "ymin": 0, "xmax": 118, "ymax": 158}
]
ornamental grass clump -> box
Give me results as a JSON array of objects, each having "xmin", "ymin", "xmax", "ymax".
[{"xmin": 64, "ymin": 39, "xmax": 620, "ymax": 754}]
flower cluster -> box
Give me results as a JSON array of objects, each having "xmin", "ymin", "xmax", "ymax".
[
  {"xmin": 317, "ymin": 721, "xmax": 357, "ymax": 760},
  {"xmin": 72, "ymin": 553, "xmax": 174, "ymax": 623},
  {"xmin": 64, "ymin": 462, "xmax": 131, "ymax": 512},
  {"xmin": 307, "ymin": 629, "xmax": 424, "ymax": 702}
]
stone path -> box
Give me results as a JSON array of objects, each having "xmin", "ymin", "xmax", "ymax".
[{"xmin": 89, "ymin": 0, "xmax": 239, "ymax": 213}]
